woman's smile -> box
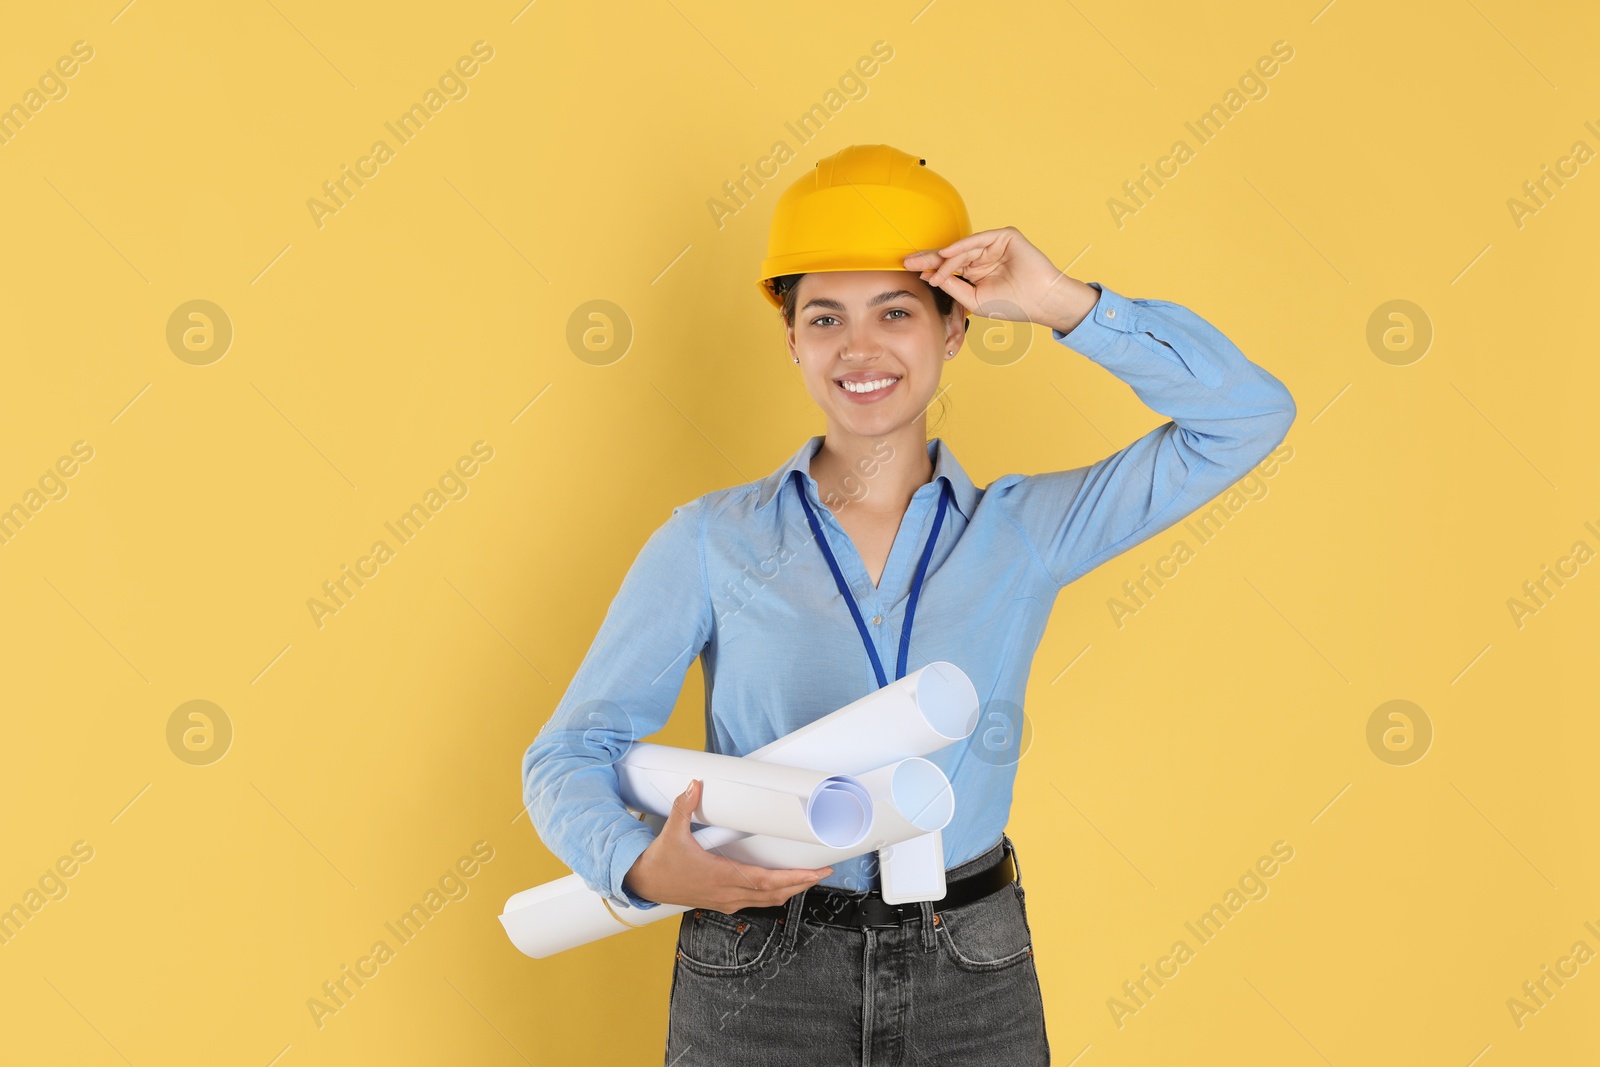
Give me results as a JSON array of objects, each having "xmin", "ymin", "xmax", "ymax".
[{"xmin": 834, "ymin": 372, "xmax": 903, "ymax": 403}]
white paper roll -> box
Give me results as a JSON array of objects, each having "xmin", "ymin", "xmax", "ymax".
[
  {"xmin": 614, "ymin": 742, "xmax": 872, "ymax": 849},
  {"xmin": 499, "ymin": 759, "xmax": 956, "ymax": 958},
  {"xmin": 742, "ymin": 661, "xmax": 979, "ymax": 775},
  {"xmin": 501, "ymin": 662, "xmax": 980, "ymax": 958},
  {"xmin": 705, "ymin": 757, "xmax": 955, "ymax": 869},
  {"xmin": 669, "ymin": 660, "xmax": 977, "ymax": 900},
  {"xmin": 499, "ymin": 872, "xmax": 648, "ymax": 958}
]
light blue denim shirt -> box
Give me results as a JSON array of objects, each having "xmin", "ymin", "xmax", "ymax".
[{"xmin": 523, "ymin": 282, "xmax": 1296, "ymax": 909}]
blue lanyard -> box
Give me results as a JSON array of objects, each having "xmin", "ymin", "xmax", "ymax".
[{"xmin": 791, "ymin": 468, "xmax": 953, "ymax": 689}]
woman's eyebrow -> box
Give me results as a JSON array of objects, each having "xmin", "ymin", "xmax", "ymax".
[{"xmin": 801, "ymin": 290, "xmax": 920, "ymax": 313}]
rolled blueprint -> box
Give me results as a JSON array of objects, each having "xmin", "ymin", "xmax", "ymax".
[
  {"xmin": 674, "ymin": 660, "xmax": 978, "ymax": 904},
  {"xmin": 501, "ymin": 661, "xmax": 979, "ymax": 958},
  {"xmin": 500, "ymin": 757, "xmax": 955, "ymax": 958},
  {"xmin": 741, "ymin": 660, "xmax": 978, "ymax": 776},
  {"xmin": 704, "ymin": 757, "xmax": 954, "ymax": 869},
  {"xmin": 614, "ymin": 742, "xmax": 872, "ymax": 849},
  {"xmin": 640, "ymin": 763, "xmax": 950, "ymax": 896}
]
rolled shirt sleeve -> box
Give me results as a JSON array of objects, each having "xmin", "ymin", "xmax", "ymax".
[
  {"xmin": 992, "ymin": 282, "xmax": 1297, "ymax": 589},
  {"xmin": 521, "ymin": 496, "xmax": 714, "ymax": 910}
]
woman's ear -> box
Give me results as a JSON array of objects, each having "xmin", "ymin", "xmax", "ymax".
[{"xmin": 945, "ymin": 314, "xmax": 970, "ymax": 356}]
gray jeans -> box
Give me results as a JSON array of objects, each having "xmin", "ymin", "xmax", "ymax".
[{"xmin": 664, "ymin": 835, "xmax": 1050, "ymax": 1065}]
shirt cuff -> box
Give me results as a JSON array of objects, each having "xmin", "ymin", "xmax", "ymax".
[
  {"xmin": 608, "ymin": 829, "xmax": 659, "ymax": 911},
  {"xmin": 1050, "ymin": 282, "xmax": 1138, "ymax": 360}
]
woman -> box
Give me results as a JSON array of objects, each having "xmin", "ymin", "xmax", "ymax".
[{"xmin": 522, "ymin": 145, "xmax": 1296, "ymax": 1065}]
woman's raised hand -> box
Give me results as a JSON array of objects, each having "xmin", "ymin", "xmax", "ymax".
[
  {"xmin": 904, "ymin": 226, "xmax": 1097, "ymax": 334},
  {"xmin": 622, "ymin": 778, "xmax": 835, "ymax": 914}
]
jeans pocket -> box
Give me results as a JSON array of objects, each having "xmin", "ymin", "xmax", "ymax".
[
  {"xmin": 675, "ymin": 909, "xmax": 783, "ymax": 978},
  {"xmin": 935, "ymin": 884, "xmax": 1034, "ymax": 974}
]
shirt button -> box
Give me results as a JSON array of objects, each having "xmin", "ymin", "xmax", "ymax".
[
  {"xmin": 1105, "ymin": 308, "xmax": 1116, "ymax": 319},
  {"xmin": 872, "ymin": 615, "xmax": 882, "ymax": 625}
]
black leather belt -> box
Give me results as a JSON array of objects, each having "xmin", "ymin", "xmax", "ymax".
[{"xmin": 734, "ymin": 845, "xmax": 1017, "ymax": 929}]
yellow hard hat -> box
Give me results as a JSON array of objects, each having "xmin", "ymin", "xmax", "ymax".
[{"xmin": 758, "ymin": 144, "xmax": 972, "ymax": 309}]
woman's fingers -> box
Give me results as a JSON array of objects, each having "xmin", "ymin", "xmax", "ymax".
[
  {"xmin": 926, "ymin": 246, "xmax": 981, "ymax": 287},
  {"xmin": 733, "ymin": 858, "xmax": 832, "ymax": 889},
  {"xmin": 739, "ymin": 857, "xmax": 838, "ymax": 908},
  {"xmin": 919, "ymin": 249, "xmax": 987, "ymax": 309},
  {"xmin": 907, "ymin": 237, "xmax": 997, "ymax": 284},
  {"xmin": 663, "ymin": 782, "xmax": 839, "ymax": 909},
  {"xmin": 930, "ymin": 272, "xmax": 981, "ymax": 313},
  {"xmin": 934, "ymin": 228, "xmax": 1014, "ymax": 259},
  {"xmin": 692, "ymin": 859, "xmax": 831, "ymax": 911},
  {"xmin": 738, "ymin": 859, "xmax": 831, "ymax": 905},
  {"xmin": 904, "ymin": 231, "xmax": 992, "ymax": 270},
  {"xmin": 646, "ymin": 778, "xmax": 847, "ymax": 911}
]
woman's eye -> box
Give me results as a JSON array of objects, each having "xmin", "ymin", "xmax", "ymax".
[{"xmin": 810, "ymin": 309, "xmax": 908, "ymax": 326}]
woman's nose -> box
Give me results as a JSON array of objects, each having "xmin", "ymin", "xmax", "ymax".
[{"xmin": 839, "ymin": 327, "xmax": 884, "ymax": 360}]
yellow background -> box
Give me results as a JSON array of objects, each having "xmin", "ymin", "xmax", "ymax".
[{"xmin": 2, "ymin": 0, "xmax": 1597, "ymax": 1063}]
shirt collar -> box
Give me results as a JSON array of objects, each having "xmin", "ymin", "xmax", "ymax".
[{"xmin": 753, "ymin": 435, "xmax": 977, "ymax": 522}]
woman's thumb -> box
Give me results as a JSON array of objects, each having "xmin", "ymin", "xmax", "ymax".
[{"xmin": 669, "ymin": 779, "xmax": 700, "ymax": 831}]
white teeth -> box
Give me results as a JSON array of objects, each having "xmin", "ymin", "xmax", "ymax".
[{"xmin": 839, "ymin": 377, "xmax": 899, "ymax": 393}]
